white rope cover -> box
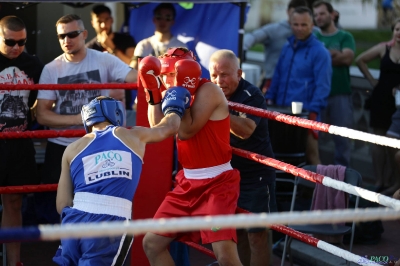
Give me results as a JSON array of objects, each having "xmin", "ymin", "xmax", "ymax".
[
  {"xmin": 317, "ymin": 241, "xmax": 381, "ymax": 266},
  {"xmin": 322, "ymin": 177, "xmax": 400, "ymax": 210},
  {"xmin": 38, "ymin": 207, "xmax": 400, "ymax": 240},
  {"xmin": 329, "ymin": 125, "xmax": 400, "ymax": 149}
]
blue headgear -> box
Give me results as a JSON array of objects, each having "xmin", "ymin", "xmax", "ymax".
[{"xmin": 81, "ymin": 97, "xmax": 125, "ymax": 133}]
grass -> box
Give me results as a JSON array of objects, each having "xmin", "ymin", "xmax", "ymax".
[{"xmin": 248, "ymin": 29, "xmax": 393, "ymax": 69}]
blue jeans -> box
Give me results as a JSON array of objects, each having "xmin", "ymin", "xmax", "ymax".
[{"xmin": 321, "ymin": 95, "xmax": 353, "ymax": 166}]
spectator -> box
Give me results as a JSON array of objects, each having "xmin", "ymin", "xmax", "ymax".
[
  {"xmin": 129, "ymin": 3, "xmax": 187, "ymax": 70},
  {"xmin": 35, "ymin": 14, "xmax": 137, "ymax": 224},
  {"xmin": 0, "ymin": 15, "xmax": 43, "ymax": 266},
  {"xmin": 265, "ymin": 6, "xmax": 332, "ymax": 165},
  {"xmin": 86, "ymin": 4, "xmax": 137, "ymax": 111},
  {"xmin": 382, "ymin": 0, "xmax": 397, "ymax": 27},
  {"xmin": 209, "ymin": 49, "xmax": 276, "ymax": 266},
  {"xmin": 243, "ymin": 0, "xmax": 316, "ymax": 94},
  {"xmin": 141, "ymin": 47, "xmax": 242, "ymax": 266},
  {"xmin": 313, "ymin": 1, "xmax": 356, "ymax": 167},
  {"xmin": 86, "ymin": 4, "xmax": 136, "ymax": 65},
  {"xmin": 332, "ymin": 10, "xmax": 342, "ymax": 29},
  {"xmin": 54, "ymin": 94, "xmax": 187, "ymax": 265},
  {"xmin": 384, "ymin": 101, "xmax": 400, "ymax": 196},
  {"xmin": 355, "ymin": 18, "xmax": 400, "ymax": 192}
]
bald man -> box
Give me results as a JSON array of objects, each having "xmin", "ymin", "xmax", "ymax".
[{"xmin": 209, "ymin": 49, "xmax": 276, "ymax": 266}]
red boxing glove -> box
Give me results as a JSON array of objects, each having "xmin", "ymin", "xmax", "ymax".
[
  {"xmin": 138, "ymin": 56, "xmax": 166, "ymax": 105},
  {"xmin": 308, "ymin": 112, "xmax": 319, "ymax": 140},
  {"xmin": 174, "ymin": 59, "xmax": 201, "ymax": 95}
]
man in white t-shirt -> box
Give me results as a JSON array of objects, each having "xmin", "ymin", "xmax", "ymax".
[
  {"xmin": 35, "ymin": 14, "xmax": 137, "ymax": 223},
  {"xmin": 130, "ymin": 3, "xmax": 187, "ymax": 69}
]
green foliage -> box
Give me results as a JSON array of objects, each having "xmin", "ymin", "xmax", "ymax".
[
  {"xmin": 250, "ymin": 43, "xmax": 264, "ymax": 52},
  {"xmin": 248, "ymin": 29, "xmax": 393, "ymax": 69},
  {"xmin": 348, "ymin": 29, "xmax": 392, "ymax": 43}
]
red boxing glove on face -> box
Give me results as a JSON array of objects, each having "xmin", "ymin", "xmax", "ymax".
[
  {"xmin": 308, "ymin": 112, "xmax": 319, "ymax": 140},
  {"xmin": 138, "ymin": 56, "xmax": 166, "ymax": 105},
  {"xmin": 174, "ymin": 59, "xmax": 201, "ymax": 95}
]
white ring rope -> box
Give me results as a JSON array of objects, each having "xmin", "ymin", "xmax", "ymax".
[
  {"xmin": 328, "ymin": 125, "xmax": 400, "ymax": 149},
  {"xmin": 228, "ymin": 102, "xmax": 400, "ymax": 149},
  {"xmin": 317, "ymin": 241, "xmax": 381, "ymax": 266},
  {"xmin": 233, "ymin": 148, "xmax": 400, "ymax": 210},
  {"xmin": 322, "ymin": 176, "xmax": 400, "ymax": 210},
  {"xmin": 36, "ymin": 207, "xmax": 400, "ymax": 241}
]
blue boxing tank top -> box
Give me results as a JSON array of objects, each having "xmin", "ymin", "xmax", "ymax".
[{"xmin": 70, "ymin": 125, "xmax": 143, "ymax": 203}]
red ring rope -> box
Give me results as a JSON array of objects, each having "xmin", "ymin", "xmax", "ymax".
[
  {"xmin": 0, "ymin": 83, "xmax": 138, "ymax": 90},
  {"xmin": 236, "ymin": 208, "xmax": 319, "ymax": 247},
  {"xmin": 228, "ymin": 101, "xmax": 330, "ymax": 132},
  {"xmin": 0, "ymin": 184, "xmax": 57, "ymax": 194},
  {"xmin": 0, "ymin": 130, "xmax": 85, "ymax": 139},
  {"xmin": 232, "ymin": 147, "xmax": 324, "ymax": 184}
]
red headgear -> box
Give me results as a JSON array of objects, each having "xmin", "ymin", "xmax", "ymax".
[{"xmin": 158, "ymin": 47, "xmax": 196, "ymax": 74}]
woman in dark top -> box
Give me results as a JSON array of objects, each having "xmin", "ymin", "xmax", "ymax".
[{"xmin": 356, "ymin": 18, "xmax": 400, "ymax": 193}]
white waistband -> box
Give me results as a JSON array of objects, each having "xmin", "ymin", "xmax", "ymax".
[
  {"xmin": 73, "ymin": 192, "xmax": 132, "ymax": 219},
  {"xmin": 183, "ymin": 161, "xmax": 233, "ymax": 179}
]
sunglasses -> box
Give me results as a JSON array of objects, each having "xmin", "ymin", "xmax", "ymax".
[
  {"xmin": 3, "ymin": 38, "xmax": 27, "ymax": 47},
  {"xmin": 57, "ymin": 30, "xmax": 83, "ymax": 40},
  {"xmin": 154, "ymin": 15, "xmax": 173, "ymax": 22}
]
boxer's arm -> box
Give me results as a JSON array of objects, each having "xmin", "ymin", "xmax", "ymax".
[
  {"xmin": 147, "ymin": 104, "xmax": 164, "ymax": 127},
  {"xmin": 178, "ymin": 83, "xmax": 224, "ymax": 140},
  {"xmin": 134, "ymin": 113, "xmax": 181, "ymax": 144},
  {"xmin": 56, "ymin": 146, "xmax": 74, "ymax": 214}
]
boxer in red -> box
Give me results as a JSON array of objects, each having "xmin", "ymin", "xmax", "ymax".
[{"xmin": 139, "ymin": 47, "xmax": 242, "ymax": 266}]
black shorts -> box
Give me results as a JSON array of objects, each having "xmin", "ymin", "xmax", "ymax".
[
  {"xmin": 238, "ymin": 184, "xmax": 270, "ymax": 233},
  {"xmin": 0, "ymin": 139, "xmax": 39, "ymax": 186},
  {"xmin": 41, "ymin": 141, "xmax": 67, "ymax": 184}
]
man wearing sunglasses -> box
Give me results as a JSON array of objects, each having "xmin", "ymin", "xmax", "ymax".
[
  {"xmin": 130, "ymin": 3, "xmax": 187, "ymax": 70},
  {"xmin": 0, "ymin": 15, "xmax": 44, "ymax": 266},
  {"xmin": 35, "ymin": 14, "xmax": 137, "ymax": 225}
]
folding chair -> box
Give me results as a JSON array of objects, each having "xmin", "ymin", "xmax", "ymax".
[{"xmin": 280, "ymin": 165, "xmax": 362, "ymax": 266}]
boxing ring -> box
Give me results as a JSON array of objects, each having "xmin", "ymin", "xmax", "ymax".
[{"xmin": 0, "ymin": 82, "xmax": 400, "ymax": 266}]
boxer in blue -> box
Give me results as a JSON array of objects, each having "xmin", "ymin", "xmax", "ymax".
[{"xmin": 55, "ymin": 91, "xmax": 190, "ymax": 265}]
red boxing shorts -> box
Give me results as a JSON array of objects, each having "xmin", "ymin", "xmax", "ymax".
[{"xmin": 153, "ymin": 168, "xmax": 240, "ymax": 244}]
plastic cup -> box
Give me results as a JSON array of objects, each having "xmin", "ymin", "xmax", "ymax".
[{"xmin": 291, "ymin": 102, "xmax": 303, "ymax": 114}]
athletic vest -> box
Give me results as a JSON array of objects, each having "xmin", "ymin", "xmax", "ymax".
[
  {"xmin": 70, "ymin": 126, "xmax": 143, "ymax": 202},
  {"xmin": 177, "ymin": 115, "xmax": 231, "ymax": 169}
]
